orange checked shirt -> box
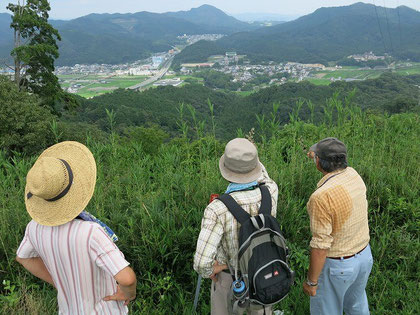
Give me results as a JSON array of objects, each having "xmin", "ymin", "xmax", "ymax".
[{"xmin": 307, "ymin": 167, "xmax": 370, "ymax": 257}]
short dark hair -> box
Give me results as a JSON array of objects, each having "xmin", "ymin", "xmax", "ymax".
[{"xmin": 318, "ymin": 155, "xmax": 348, "ymax": 173}]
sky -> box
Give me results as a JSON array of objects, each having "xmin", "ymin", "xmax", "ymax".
[{"xmin": 1, "ymin": 0, "xmax": 420, "ymax": 20}]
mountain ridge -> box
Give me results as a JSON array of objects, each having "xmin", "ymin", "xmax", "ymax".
[
  {"xmin": 0, "ymin": 5, "xmax": 256, "ymax": 66},
  {"xmin": 175, "ymin": 3, "xmax": 420, "ymax": 64}
]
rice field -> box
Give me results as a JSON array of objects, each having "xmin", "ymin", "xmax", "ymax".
[
  {"xmin": 58, "ymin": 75, "xmax": 148, "ymax": 98},
  {"xmin": 306, "ymin": 62, "xmax": 420, "ymax": 85}
]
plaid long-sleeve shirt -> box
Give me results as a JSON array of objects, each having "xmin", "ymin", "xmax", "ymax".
[{"xmin": 193, "ymin": 164, "xmax": 278, "ymax": 277}]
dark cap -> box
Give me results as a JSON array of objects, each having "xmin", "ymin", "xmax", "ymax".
[{"xmin": 310, "ymin": 137, "xmax": 347, "ymax": 162}]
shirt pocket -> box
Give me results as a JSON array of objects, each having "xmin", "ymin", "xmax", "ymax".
[{"xmin": 329, "ymin": 267, "xmax": 354, "ymax": 283}]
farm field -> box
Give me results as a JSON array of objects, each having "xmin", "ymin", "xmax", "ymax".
[
  {"xmin": 306, "ymin": 63, "xmax": 420, "ymax": 85},
  {"xmin": 58, "ymin": 75, "xmax": 148, "ymax": 98}
]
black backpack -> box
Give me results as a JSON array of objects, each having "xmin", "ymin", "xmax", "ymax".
[{"xmin": 218, "ymin": 184, "xmax": 294, "ymax": 310}]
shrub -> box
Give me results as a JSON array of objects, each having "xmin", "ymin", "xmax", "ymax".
[{"xmin": 0, "ymin": 76, "xmax": 54, "ymax": 155}]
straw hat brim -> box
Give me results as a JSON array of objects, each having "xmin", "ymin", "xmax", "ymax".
[
  {"xmin": 219, "ymin": 155, "xmax": 262, "ymax": 184},
  {"xmin": 25, "ymin": 141, "xmax": 97, "ymax": 226}
]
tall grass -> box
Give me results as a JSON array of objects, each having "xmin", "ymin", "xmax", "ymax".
[{"xmin": 0, "ymin": 97, "xmax": 419, "ymax": 314}]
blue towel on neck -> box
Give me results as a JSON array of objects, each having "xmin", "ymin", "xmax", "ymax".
[
  {"xmin": 225, "ymin": 181, "xmax": 258, "ymax": 194},
  {"xmin": 78, "ymin": 211, "xmax": 118, "ymax": 243}
]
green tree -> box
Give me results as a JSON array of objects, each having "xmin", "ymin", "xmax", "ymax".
[
  {"xmin": 0, "ymin": 75, "xmax": 54, "ymax": 155},
  {"xmin": 123, "ymin": 125, "xmax": 169, "ymax": 155},
  {"xmin": 7, "ymin": 0, "xmax": 77, "ymax": 110}
]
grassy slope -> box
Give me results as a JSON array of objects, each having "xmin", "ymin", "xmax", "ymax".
[{"xmin": 1, "ymin": 106, "xmax": 419, "ymax": 314}]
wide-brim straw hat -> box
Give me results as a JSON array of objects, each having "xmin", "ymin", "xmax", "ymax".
[
  {"xmin": 219, "ymin": 138, "xmax": 262, "ymax": 184},
  {"xmin": 25, "ymin": 141, "xmax": 97, "ymax": 226}
]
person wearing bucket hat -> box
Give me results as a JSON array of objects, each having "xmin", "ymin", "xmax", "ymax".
[
  {"xmin": 16, "ymin": 141, "xmax": 137, "ymax": 314},
  {"xmin": 303, "ymin": 138, "xmax": 373, "ymax": 315},
  {"xmin": 194, "ymin": 138, "xmax": 279, "ymax": 314}
]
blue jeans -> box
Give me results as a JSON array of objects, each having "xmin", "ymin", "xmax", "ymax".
[{"xmin": 310, "ymin": 244, "xmax": 373, "ymax": 315}]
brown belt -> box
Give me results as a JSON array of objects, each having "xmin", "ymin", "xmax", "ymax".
[{"xmin": 328, "ymin": 245, "xmax": 368, "ymax": 260}]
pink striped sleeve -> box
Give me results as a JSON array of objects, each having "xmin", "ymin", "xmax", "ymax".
[
  {"xmin": 89, "ymin": 225, "xmax": 129, "ymax": 277},
  {"xmin": 17, "ymin": 223, "xmax": 39, "ymax": 258}
]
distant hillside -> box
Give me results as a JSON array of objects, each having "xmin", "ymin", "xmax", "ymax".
[
  {"xmin": 54, "ymin": 12, "xmax": 206, "ymax": 65},
  {"xmin": 175, "ymin": 3, "xmax": 420, "ymax": 64},
  {"xmin": 0, "ymin": 5, "xmax": 256, "ymax": 66},
  {"xmin": 164, "ymin": 5, "xmax": 257, "ymax": 33}
]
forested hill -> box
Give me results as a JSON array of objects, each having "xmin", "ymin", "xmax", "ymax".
[
  {"xmin": 163, "ymin": 5, "xmax": 256, "ymax": 34},
  {"xmin": 0, "ymin": 5, "xmax": 256, "ymax": 66},
  {"xmin": 63, "ymin": 73, "xmax": 420, "ymax": 140},
  {"xmin": 174, "ymin": 3, "xmax": 420, "ymax": 65}
]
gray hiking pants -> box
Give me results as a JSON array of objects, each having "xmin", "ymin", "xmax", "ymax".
[{"xmin": 211, "ymin": 271, "xmax": 272, "ymax": 315}]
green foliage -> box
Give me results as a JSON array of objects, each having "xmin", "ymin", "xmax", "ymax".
[
  {"xmin": 384, "ymin": 96, "xmax": 419, "ymax": 114},
  {"xmin": 123, "ymin": 125, "xmax": 169, "ymax": 155},
  {"xmin": 7, "ymin": 0, "xmax": 78, "ymax": 111},
  {"xmin": 57, "ymin": 121, "xmax": 108, "ymax": 144},
  {"xmin": 0, "ymin": 75, "xmax": 54, "ymax": 155},
  {"xmin": 195, "ymin": 70, "xmax": 241, "ymax": 91},
  {"xmin": 65, "ymin": 73, "xmax": 420, "ymax": 142},
  {"xmin": 1, "ymin": 280, "xmax": 20, "ymax": 307},
  {"xmin": 1, "ymin": 103, "xmax": 419, "ymax": 313}
]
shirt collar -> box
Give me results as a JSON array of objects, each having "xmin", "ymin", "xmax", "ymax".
[{"xmin": 317, "ymin": 168, "xmax": 347, "ymax": 188}]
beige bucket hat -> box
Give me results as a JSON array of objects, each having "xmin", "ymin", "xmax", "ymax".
[
  {"xmin": 219, "ymin": 138, "xmax": 262, "ymax": 184},
  {"xmin": 25, "ymin": 141, "xmax": 97, "ymax": 226}
]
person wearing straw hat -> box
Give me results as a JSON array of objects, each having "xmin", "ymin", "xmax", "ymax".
[
  {"xmin": 194, "ymin": 138, "xmax": 278, "ymax": 314},
  {"xmin": 16, "ymin": 141, "xmax": 137, "ymax": 314},
  {"xmin": 303, "ymin": 138, "xmax": 372, "ymax": 315}
]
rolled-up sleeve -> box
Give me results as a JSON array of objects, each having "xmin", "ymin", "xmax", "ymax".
[
  {"xmin": 307, "ymin": 195, "xmax": 333, "ymax": 249},
  {"xmin": 16, "ymin": 224, "xmax": 39, "ymax": 259},
  {"xmin": 89, "ymin": 226, "xmax": 129, "ymax": 277},
  {"xmin": 193, "ymin": 204, "xmax": 224, "ymax": 277}
]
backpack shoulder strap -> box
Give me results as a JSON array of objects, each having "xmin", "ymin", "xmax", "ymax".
[
  {"xmin": 258, "ymin": 184, "xmax": 272, "ymax": 216},
  {"xmin": 218, "ymin": 194, "xmax": 251, "ymax": 224}
]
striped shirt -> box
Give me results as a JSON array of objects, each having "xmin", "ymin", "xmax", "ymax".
[
  {"xmin": 307, "ymin": 167, "xmax": 370, "ymax": 257},
  {"xmin": 17, "ymin": 219, "xmax": 129, "ymax": 315},
  {"xmin": 194, "ymin": 164, "xmax": 278, "ymax": 277}
]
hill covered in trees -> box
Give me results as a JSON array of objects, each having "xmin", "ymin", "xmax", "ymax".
[
  {"xmin": 0, "ymin": 5, "xmax": 258, "ymax": 66},
  {"xmin": 175, "ymin": 3, "xmax": 420, "ymax": 65},
  {"xmin": 163, "ymin": 4, "xmax": 256, "ymax": 34},
  {"xmin": 1, "ymin": 72, "xmax": 418, "ymax": 157},
  {"xmin": 61, "ymin": 73, "xmax": 420, "ymax": 141}
]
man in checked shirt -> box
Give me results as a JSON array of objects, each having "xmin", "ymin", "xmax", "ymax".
[
  {"xmin": 303, "ymin": 138, "xmax": 373, "ymax": 315},
  {"xmin": 194, "ymin": 138, "xmax": 278, "ymax": 315}
]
